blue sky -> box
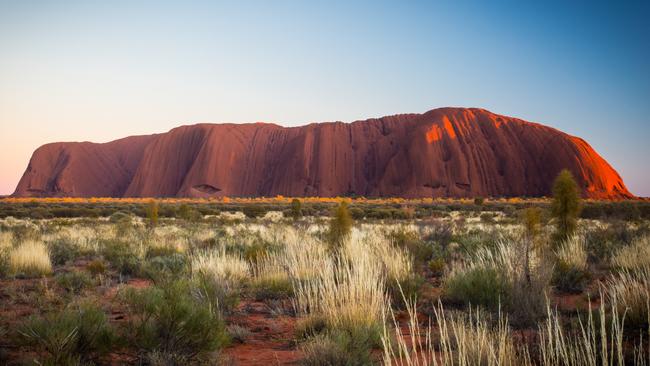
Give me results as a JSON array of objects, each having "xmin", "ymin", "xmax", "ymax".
[{"xmin": 0, "ymin": 0, "xmax": 648, "ymax": 196}]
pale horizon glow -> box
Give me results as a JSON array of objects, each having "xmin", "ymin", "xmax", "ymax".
[{"xmin": 1, "ymin": 1, "xmax": 648, "ymax": 196}]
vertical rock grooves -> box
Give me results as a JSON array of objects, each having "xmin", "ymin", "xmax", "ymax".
[{"xmin": 13, "ymin": 107, "xmax": 633, "ymax": 199}]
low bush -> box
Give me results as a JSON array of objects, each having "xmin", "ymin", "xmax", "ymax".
[
  {"xmin": 553, "ymin": 235, "xmax": 591, "ymax": 293},
  {"xmin": 243, "ymin": 240, "xmax": 273, "ymax": 264},
  {"xmin": 109, "ymin": 211, "xmax": 131, "ymax": 223},
  {"xmin": 242, "ymin": 205, "xmax": 268, "ymax": 218},
  {"xmin": 300, "ymin": 328, "xmax": 377, "ymax": 366},
  {"xmin": 444, "ymin": 267, "xmax": 506, "ymax": 309},
  {"xmin": 480, "ymin": 212, "xmax": 496, "ymax": 224},
  {"xmin": 177, "ymin": 204, "xmax": 202, "ymax": 221},
  {"xmin": 140, "ymin": 253, "xmax": 187, "ymax": 284},
  {"xmin": 193, "ymin": 272, "xmax": 240, "ymax": 314},
  {"xmin": 56, "ymin": 271, "xmax": 94, "ymax": 294},
  {"xmin": 19, "ymin": 303, "xmax": 114, "ymax": 365},
  {"xmin": 327, "ymin": 201, "xmax": 352, "ymax": 251},
  {"xmin": 48, "ymin": 239, "xmax": 80, "ymax": 266},
  {"xmin": 191, "ymin": 249, "xmax": 249, "ymax": 313},
  {"xmin": 583, "ymin": 220, "xmax": 644, "ymax": 264},
  {"xmin": 387, "ymin": 228, "xmax": 433, "ymax": 263},
  {"xmin": 145, "ymin": 245, "xmax": 178, "ymax": 259},
  {"xmin": 251, "ymin": 276, "xmax": 294, "ymax": 300},
  {"xmin": 120, "ymin": 280, "xmax": 229, "ymax": 360},
  {"xmin": 86, "ymin": 259, "xmax": 107, "ymax": 277},
  {"xmin": 553, "ymin": 265, "xmax": 591, "ymax": 294},
  {"xmin": 101, "ymin": 240, "xmax": 140, "ymax": 276},
  {"xmin": 442, "ymin": 240, "xmax": 550, "ymax": 326}
]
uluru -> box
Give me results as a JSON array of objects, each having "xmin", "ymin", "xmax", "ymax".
[{"xmin": 12, "ymin": 107, "xmax": 632, "ymax": 199}]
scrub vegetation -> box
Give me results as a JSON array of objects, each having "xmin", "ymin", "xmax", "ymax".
[{"xmin": 0, "ymin": 186, "xmax": 649, "ymax": 364}]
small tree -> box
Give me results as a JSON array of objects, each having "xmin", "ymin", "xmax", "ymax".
[
  {"xmin": 522, "ymin": 207, "xmax": 542, "ymax": 286},
  {"xmin": 551, "ymin": 169, "xmax": 581, "ymax": 244},
  {"xmin": 290, "ymin": 198, "xmax": 302, "ymax": 221},
  {"xmin": 328, "ymin": 201, "xmax": 353, "ymax": 252},
  {"xmin": 146, "ymin": 200, "xmax": 159, "ymax": 228}
]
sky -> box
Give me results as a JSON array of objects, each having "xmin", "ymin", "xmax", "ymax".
[{"xmin": 0, "ymin": 0, "xmax": 648, "ymax": 196}]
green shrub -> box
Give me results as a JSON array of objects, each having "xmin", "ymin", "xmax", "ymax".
[
  {"xmin": 146, "ymin": 200, "xmax": 159, "ymax": 228},
  {"xmin": 140, "ymin": 253, "xmax": 187, "ymax": 284},
  {"xmin": 366, "ymin": 208, "xmax": 393, "ymax": 219},
  {"xmin": 243, "ymin": 205, "xmax": 267, "ymax": 218},
  {"xmin": 349, "ymin": 207, "xmax": 365, "ymax": 220},
  {"xmin": 18, "ymin": 303, "xmax": 114, "ymax": 365},
  {"xmin": 146, "ymin": 245, "xmax": 178, "ymax": 259},
  {"xmin": 101, "ymin": 240, "xmax": 140, "ymax": 276},
  {"xmin": 120, "ymin": 280, "xmax": 229, "ymax": 360},
  {"xmin": 327, "ymin": 201, "xmax": 352, "ymax": 251},
  {"xmin": 56, "ymin": 271, "xmax": 94, "ymax": 294},
  {"xmin": 479, "ymin": 212, "xmax": 496, "ymax": 223},
  {"xmin": 553, "ymin": 235, "xmax": 591, "ymax": 294},
  {"xmin": 178, "ymin": 204, "xmax": 202, "ymax": 222},
  {"xmin": 474, "ymin": 197, "xmax": 485, "ymax": 206},
  {"xmin": 584, "ymin": 221, "xmax": 648, "ymax": 264},
  {"xmin": 444, "ymin": 267, "xmax": 507, "ymax": 309},
  {"xmin": 453, "ymin": 230, "xmax": 503, "ymax": 256},
  {"xmin": 551, "ymin": 169, "xmax": 581, "ymax": 244},
  {"xmin": 291, "ymin": 199, "xmax": 303, "ymax": 220},
  {"xmin": 300, "ymin": 328, "xmax": 378, "ymax": 366},
  {"xmin": 553, "ymin": 263, "xmax": 591, "ymax": 294},
  {"xmin": 251, "ymin": 277, "xmax": 294, "ymax": 301},
  {"xmin": 113, "ymin": 213, "xmax": 135, "ymax": 237},
  {"xmin": 243, "ymin": 240, "xmax": 272, "ymax": 264},
  {"xmin": 48, "ymin": 239, "xmax": 80, "ymax": 266},
  {"xmin": 387, "ymin": 228, "xmax": 433, "ymax": 263},
  {"xmin": 109, "ymin": 211, "xmax": 131, "ymax": 223},
  {"xmin": 193, "ymin": 272, "xmax": 240, "ymax": 314}
]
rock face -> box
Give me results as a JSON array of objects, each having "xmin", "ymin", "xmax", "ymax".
[{"xmin": 13, "ymin": 107, "xmax": 633, "ymax": 199}]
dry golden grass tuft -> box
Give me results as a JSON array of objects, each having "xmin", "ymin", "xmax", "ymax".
[
  {"xmin": 382, "ymin": 298, "xmax": 528, "ymax": 366},
  {"xmin": 612, "ymin": 235, "xmax": 650, "ymax": 271},
  {"xmin": 555, "ymin": 234, "xmax": 588, "ymax": 271},
  {"xmin": 293, "ymin": 245, "xmax": 387, "ymax": 334},
  {"xmin": 191, "ymin": 249, "xmax": 250, "ymax": 284},
  {"xmin": 606, "ymin": 266, "xmax": 650, "ymax": 329},
  {"xmin": 9, "ymin": 240, "xmax": 52, "ymax": 277}
]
